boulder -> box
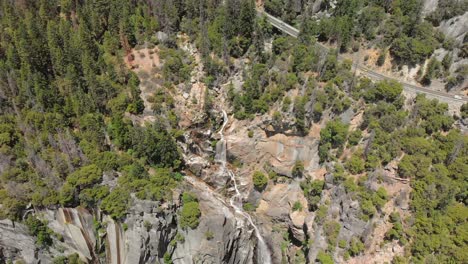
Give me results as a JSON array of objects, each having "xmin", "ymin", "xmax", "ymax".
[
  {"xmin": 438, "ymin": 12, "xmax": 468, "ymax": 44},
  {"xmin": 290, "ymin": 211, "xmax": 307, "ymax": 242},
  {"xmin": 155, "ymin": 31, "xmax": 168, "ymax": 43}
]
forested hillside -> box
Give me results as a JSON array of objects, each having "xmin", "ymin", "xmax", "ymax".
[
  {"xmin": 265, "ymin": 0, "xmax": 468, "ymax": 88},
  {"xmin": 0, "ymin": 0, "xmax": 185, "ymax": 221},
  {"xmin": 0, "ymin": 1, "xmax": 466, "ymax": 264},
  {"xmin": 0, "ymin": 0, "xmax": 254, "ymax": 221}
]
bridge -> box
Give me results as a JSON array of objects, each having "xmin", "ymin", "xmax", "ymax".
[{"xmin": 258, "ymin": 11, "xmax": 468, "ymax": 105}]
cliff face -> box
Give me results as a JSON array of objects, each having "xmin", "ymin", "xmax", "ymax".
[
  {"xmin": 422, "ymin": 0, "xmax": 439, "ymax": 16},
  {"xmin": 0, "ymin": 219, "xmax": 38, "ymax": 263},
  {"xmin": 0, "ymin": 197, "xmax": 260, "ymax": 264},
  {"xmin": 0, "ymin": 35, "xmax": 404, "ymax": 264}
]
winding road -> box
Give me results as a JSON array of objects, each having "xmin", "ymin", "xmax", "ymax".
[{"xmin": 258, "ymin": 10, "xmax": 468, "ymax": 105}]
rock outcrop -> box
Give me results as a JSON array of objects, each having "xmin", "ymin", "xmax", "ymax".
[
  {"xmin": 179, "ymin": 176, "xmax": 258, "ymax": 264},
  {"xmin": 0, "ymin": 219, "xmax": 38, "ymax": 263},
  {"xmin": 438, "ymin": 12, "xmax": 468, "ymax": 44}
]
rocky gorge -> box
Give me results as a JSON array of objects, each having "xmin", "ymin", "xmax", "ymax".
[
  {"xmin": 0, "ymin": 1, "xmax": 466, "ymax": 263},
  {"xmin": 1, "ymin": 36, "xmax": 411, "ymax": 264}
]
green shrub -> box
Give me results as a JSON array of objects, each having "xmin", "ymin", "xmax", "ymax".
[
  {"xmin": 376, "ymin": 51, "xmax": 386, "ymax": 66},
  {"xmin": 339, "ymin": 239, "xmax": 347, "ymax": 248},
  {"xmin": 320, "ymin": 120, "xmax": 349, "ymax": 161},
  {"xmin": 268, "ymin": 170, "xmax": 279, "ymax": 183},
  {"xmin": 348, "ymin": 130, "xmax": 362, "ymax": 146},
  {"xmin": 182, "ymin": 192, "xmax": 197, "ymax": 203},
  {"xmin": 243, "ymin": 202, "xmax": 255, "ymax": 211},
  {"xmin": 144, "ymin": 221, "xmax": 152, "ymax": 231},
  {"xmin": 324, "ymin": 220, "xmax": 341, "ymax": 250},
  {"xmin": 205, "ymin": 230, "xmax": 214, "ymax": 240},
  {"xmin": 53, "ymin": 253, "xmax": 84, "ymax": 264},
  {"xmin": 346, "ymin": 154, "xmax": 365, "ymax": 174},
  {"xmin": 163, "ymin": 252, "xmax": 172, "ymax": 264},
  {"xmin": 316, "ymin": 251, "xmax": 334, "ymax": 264},
  {"xmin": 282, "ymin": 96, "xmax": 292, "ymax": 112},
  {"xmin": 348, "ymin": 238, "xmax": 364, "ymax": 256},
  {"xmin": 301, "ymin": 180, "xmax": 324, "ymax": 211},
  {"xmin": 25, "ymin": 215, "xmax": 53, "ymax": 248},
  {"xmin": 101, "ymin": 188, "xmax": 130, "ymax": 220},
  {"xmin": 180, "ymin": 195, "xmax": 201, "ymax": 229},
  {"xmin": 316, "ymin": 205, "xmax": 328, "ymax": 224},
  {"xmin": 170, "ymin": 233, "xmax": 185, "ymax": 246},
  {"xmin": 360, "ymin": 199, "xmax": 375, "ymax": 220},
  {"xmin": 292, "ymin": 201, "xmax": 303, "ymax": 212},
  {"xmin": 253, "ymin": 171, "xmax": 268, "ymax": 191},
  {"xmin": 292, "ymin": 160, "xmax": 305, "ymax": 178}
]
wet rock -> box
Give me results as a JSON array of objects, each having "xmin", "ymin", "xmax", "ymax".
[
  {"xmin": 174, "ymin": 176, "xmax": 256, "ymax": 264},
  {"xmin": 51, "ymin": 208, "xmax": 96, "ymax": 261}
]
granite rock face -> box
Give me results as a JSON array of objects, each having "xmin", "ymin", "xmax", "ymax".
[
  {"xmin": 438, "ymin": 12, "xmax": 468, "ymax": 44},
  {"xmin": 0, "ymin": 219, "xmax": 38, "ymax": 263}
]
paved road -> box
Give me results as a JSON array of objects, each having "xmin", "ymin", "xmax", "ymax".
[{"xmin": 258, "ymin": 11, "xmax": 468, "ymax": 104}]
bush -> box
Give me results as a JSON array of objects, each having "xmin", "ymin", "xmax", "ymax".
[
  {"xmin": 205, "ymin": 230, "xmax": 214, "ymax": 240},
  {"xmin": 272, "ymin": 37, "xmax": 289, "ymax": 55},
  {"xmin": 292, "ymin": 201, "xmax": 303, "ymax": 212},
  {"xmin": 339, "ymin": 239, "xmax": 347, "ymax": 248},
  {"xmin": 53, "ymin": 254, "xmax": 84, "ymax": 264},
  {"xmin": 320, "ymin": 120, "xmax": 349, "ymax": 149},
  {"xmin": 182, "ymin": 192, "xmax": 197, "ymax": 203},
  {"xmin": 348, "ymin": 238, "xmax": 364, "ymax": 256},
  {"xmin": 180, "ymin": 194, "xmax": 201, "ymax": 229},
  {"xmin": 316, "ymin": 251, "xmax": 334, "ymax": 264},
  {"xmin": 243, "ymin": 202, "xmax": 255, "ymax": 211},
  {"xmin": 131, "ymin": 125, "xmax": 181, "ymax": 168},
  {"xmin": 301, "ymin": 180, "xmax": 324, "ymax": 211},
  {"xmin": 316, "ymin": 205, "xmax": 328, "ymax": 224},
  {"xmin": 346, "ymin": 154, "xmax": 365, "ymax": 174},
  {"xmin": 101, "ymin": 188, "xmax": 130, "ymax": 220},
  {"xmin": 24, "ymin": 215, "xmax": 54, "ymax": 248},
  {"xmin": 324, "ymin": 220, "xmax": 341, "ymax": 249},
  {"xmin": 163, "ymin": 252, "xmax": 172, "ymax": 264},
  {"xmin": 385, "ymin": 211, "xmax": 405, "ymax": 242},
  {"xmin": 374, "ymin": 80, "xmax": 403, "ymax": 102},
  {"xmin": 376, "ymin": 51, "xmax": 386, "ymax": 66},
  {"xmin": 348, "ymin": 130, "xmax": 362, "ymax": 146},
  {"xmin": 252, "ymin": 171, "xmax": 268, "ymax": 191},
  {"xmin": 144, "ymin": 220, "xmax": 152, "ymax": 231},
  {"xmin": 66, "ymin": 164, "xmax": 102, "ymax": 189},
  {"xmin": 292, "ymin": 160, "xmax": 305, "ymax": 177},
  {"xmin": 360, "ymin": 199, "xmax": 375, "ymax": 220},
  {"xmin": 268, "ymin": 170, "xmax": 279, "ymax": 183}
]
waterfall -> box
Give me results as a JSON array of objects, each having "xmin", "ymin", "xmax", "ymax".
[{"xmin": 216, "ymin": 110, "xmax": 272, "ymax": 264}]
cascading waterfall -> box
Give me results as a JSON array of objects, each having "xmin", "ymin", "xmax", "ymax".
[{"xmin": 216, "ymin": 110, "xmax": 272, "ymax": 264}]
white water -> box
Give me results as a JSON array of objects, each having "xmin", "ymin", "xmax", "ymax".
[{"xmin": 216, "ymin": 110, "xmax": 272, "ymax": 264}]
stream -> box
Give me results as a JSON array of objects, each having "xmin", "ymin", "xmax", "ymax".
[{"xmin": 216, "ymin": 110, "xmax": 272, "ymax": 264}]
